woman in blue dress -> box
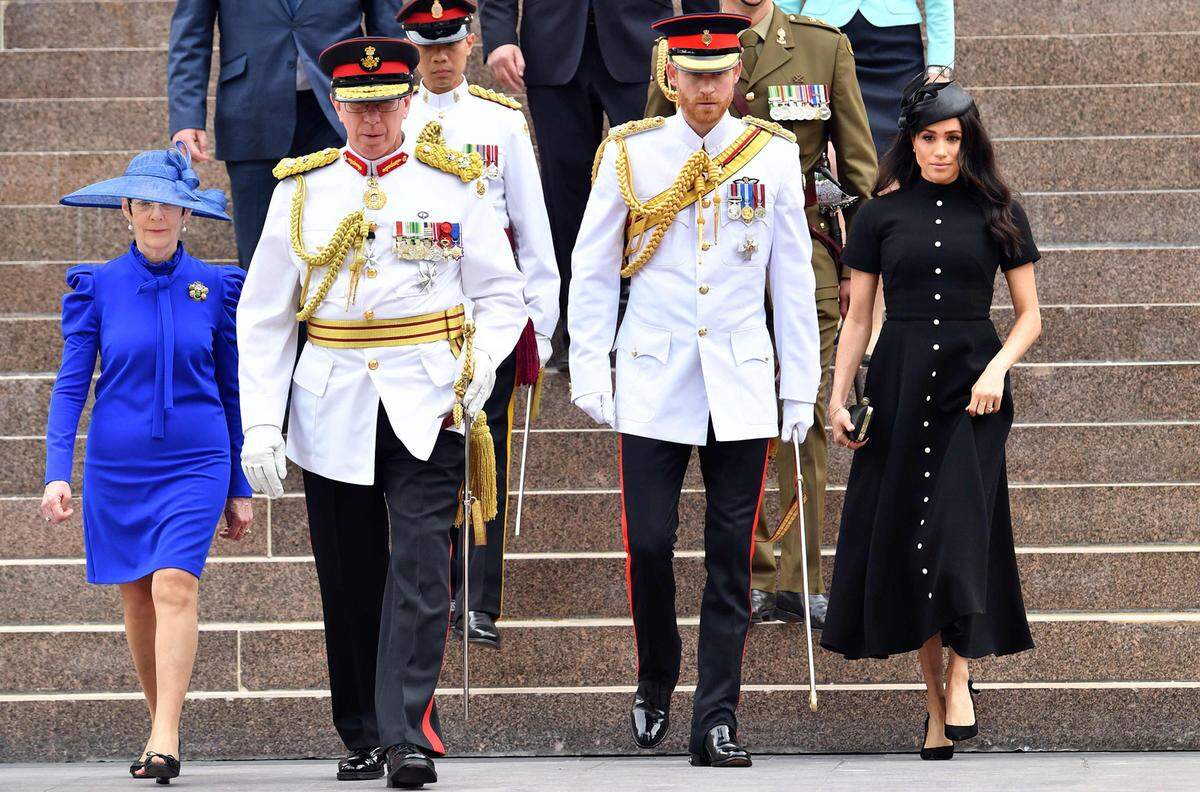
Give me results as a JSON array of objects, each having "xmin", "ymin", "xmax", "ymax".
[{"xmin": 40, "ymin": 143, "xmax": 254, "ymax": 783}]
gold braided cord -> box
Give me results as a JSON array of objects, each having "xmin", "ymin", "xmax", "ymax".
[
  {"xmin": 467, "ymin": 84, "xmax": 522, "ymax": 110},
  {"xmin": 414, "ymin": 121, "xmax": 484, "ymax": 182},
  {"xmin": 590, "ymin": 116, "xmax": 665, "ymax": 184},
  {"xmin": 654, "ymin": 38, "xmax": 678, "ymax": 104},
  {"xmin": 615, "ymin": 140, "xmax": 723, "ymax": 278},
  {"xmin": 334, "ymin": 83, "xmax": 413, "ymax": 101},
  {"xmin": 287, "ymin": 174, "xmax": 371, "ymax": 321},
  {"xmin": 272, "ymin": 147, "xmax": 340, "ymax": 180}
]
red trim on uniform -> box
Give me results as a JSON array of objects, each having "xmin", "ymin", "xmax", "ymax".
[
  {"xmin": 618, "ymin": 436, "xmax": 640, "ymax": 676},
  {"xmin": 308, "ymin": 310, "xmax": 465, "ymax": 332},
  {"xmin": 718, "ymin": 126, "xmax": 760, "ymax": 165},
  {"xmin": 342, "ymin": 150, "xmax": 368, "ymax": 175},
  {"xmin": 736, "ymin": 443, "xmax": 772, "ymax": 709},
  {"xmin": 378, "ymin": 151, "xmax": 410, "ymax": 176},
  {"xmin": 668, "ymin": 32, "xmax": 740, "ymax": 50},
  {"xmin": 420, "ymin": 533, "xmax": 454, "ymax": 757},
  {"xmin": 405, "ymin": 9, "xmax": 470, "ymax": 23},
  {"xmin": 332, "ymin": 60, "xmax": 412, "ymax": 79}
]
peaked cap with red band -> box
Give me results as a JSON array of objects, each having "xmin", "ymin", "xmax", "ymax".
[
  {"xmin": 651, "ymin": 12, "xmax": 750, "ymax": 74},
  {"xmin": 318, "ymin": 37, "xmax": 420, "ymax": 103},
  {"xmin": 397, "ymin": 0, "xmax": 476, "ymax": 46}
]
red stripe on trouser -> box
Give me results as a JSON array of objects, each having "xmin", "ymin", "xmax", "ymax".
[
  {"xmin": 421, "ymin": 537, "xmax": 453, "ymax": 756},
  {"xmin": 618, "ymin": 436, "xmax": 640, "ymax": 675},
  {"xmin": 736, "ymin": 444, "xmax": 772, "ymax": 708}
]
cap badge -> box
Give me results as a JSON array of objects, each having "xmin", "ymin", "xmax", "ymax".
[
  {"xmin": 360, "ymin": 45, "xmax": 381, "ymax": 71},
  {"xmin": 432, "ymin": 1, "xmax": 444, "ymax": 19},
  {"xmin": 701, "ymin": 29, "xmax": 712, "ymax": 47}
]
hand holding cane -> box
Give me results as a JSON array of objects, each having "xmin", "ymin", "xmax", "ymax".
[{"xmin": 792, "ymin": 432, "xmax": 819, "ymax": 711}]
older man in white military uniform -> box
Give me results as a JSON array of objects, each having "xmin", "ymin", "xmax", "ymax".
[
  {"xmin": 398, "ymin": 0, "xmax": 559, "ymax": 649},
  {"xmin": 568, "ymin": 12, "xmax": 821, "ymax": 768},
  {"xmin": 237, "ymin": 37, "xmax": 526, "ymax": 789}
]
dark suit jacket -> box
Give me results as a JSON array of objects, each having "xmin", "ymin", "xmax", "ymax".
[
  {"xmin": 479, "ymin": 0, "xmax": 718, "ymax": 87},
  {"xmin": 167, "ymin": 0, "xmax": 404, "ymax": 162}
]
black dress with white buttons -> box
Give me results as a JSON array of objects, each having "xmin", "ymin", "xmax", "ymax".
[{"xmin": 821, "ymin": 176, "xmax": 1040, "ymax": 661}]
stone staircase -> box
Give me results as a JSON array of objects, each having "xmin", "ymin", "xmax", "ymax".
[{"xmin": 1, "ymin": 0, "xmax": 1198, "ymax": 761}]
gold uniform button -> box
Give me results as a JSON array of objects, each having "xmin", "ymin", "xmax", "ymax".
[
  {"xmin": 366, "ymin": 267, "xmax": 378, "ymax": 279},
  {"xmin": 367, "ymin": 360, "xmax": 379, "ymax": 371},
  {"xmin": 701, "ymin": 242, "xmax": 712, "ymax": 251},
  {"xmin": 699, "ymin": 284, "xmax": 710, "ymax": 295},
  {"xmin": 702, "ymin": 198, "xmax": 712, "ymax": 208},
  {"xmin": 363, "ymin": 310, "xmax": 375, "ymax": 320},
  {"xmin": 746, "ymin": 91, "xmax": 756, "ymax": 101},
  {"xmin": 698, "ymin": 327, "xmax": 708, "ymax": 337}
]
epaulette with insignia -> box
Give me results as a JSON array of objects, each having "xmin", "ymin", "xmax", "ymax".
[
  {"xmin": 468, "ymin": 84, "xmax": 522, "ymax": 110},
  {"xmin": 744, "ymin": 116, "xmax": 797, "ymax": 144},
  {"xmin": 787, "ymin": 13, "xmax": 840, "ymax": 32},
  {"xmin": 414, "ymin": 121, "xmax": 484, "ymax": 182},
  {"xmin": 272, "ymin": 148, "xmax": 340, "ymax": 180},
  {"xmin": 608, "ymin": 116, "xmax": 665, "ymax": 141}
]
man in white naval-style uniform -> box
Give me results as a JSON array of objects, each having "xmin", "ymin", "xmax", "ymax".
[
  {"xmin": 236, "ymin": 37, "xmax": 526, "ymax": 789},
  {"xmin": 568, "ymin": 12, "xmax": 821, "ymax": 767},
  {"xmin": 398, "ymin": 0, "xmax": 559, "ymax": 649}
]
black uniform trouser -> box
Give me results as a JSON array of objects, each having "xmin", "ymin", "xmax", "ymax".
[
  {"xmin": 225, "ymin": 89, "xmax": 342, "ymax": 267},
  {"xmin": 304, "ymin": 405, "xmax": 462, "ymax": 756},
  {"xmin": 451, "ymin": 348, "xmax": 518, "ymax": 617},
  {"xmin": 525, "ymin": 18, "xmax": 648, "ymax": 352},
  {"xmin": 619, "ymin": 425, "xmax": 771, "ymax": 754}
]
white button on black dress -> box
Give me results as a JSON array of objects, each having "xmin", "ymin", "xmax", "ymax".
[{"xmin": 820, "ymin": 175, "xmax": 1041, "ymax": 662}]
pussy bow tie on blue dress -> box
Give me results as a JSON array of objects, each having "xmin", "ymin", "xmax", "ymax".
[{"xmin": 132, "ymin": 242, "xmax": 184, "ymax": 439}]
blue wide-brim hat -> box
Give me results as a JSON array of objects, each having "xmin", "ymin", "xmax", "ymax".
[{"xmin": 60, "ymin": 141, "xmax": 231, "ymax": 221}]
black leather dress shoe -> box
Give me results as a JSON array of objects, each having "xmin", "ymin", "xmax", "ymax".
[
  {"xmin": 630, "ymin": 693, "xmax": 670, "ymax": 749},
  {"xmin": 385, "ymin": 744, "xmax": 436, "ymax": 789},
  {"xmin": 337, "ymin": 747, "xmax": 385, "ymax": 781},
  {"xmin": 774, "ymin": 590, "xmax": 827, "ymax": 630},
  {"xmin": 452, "ymin": 611, "xmax": 501, "ymax": 648},
  {"xmin": 750, "ymin": 589, "xmax": 776, "ymax": 623},
  {"xmin": 690, "ymin": 725, "xmax": 751, "ymax": 767}
]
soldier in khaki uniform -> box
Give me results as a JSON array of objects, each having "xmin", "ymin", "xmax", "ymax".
[{"xmin": 647, "ymin": 0, "xmax": 877, "ymax": 627}]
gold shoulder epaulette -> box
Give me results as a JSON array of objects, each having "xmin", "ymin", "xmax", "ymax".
[
  {"xmin": 414, "ymin": 121, "xmax": 484, "ymax": 182},
  {"xmin": 272, "ymin": 147, "xmax": 340, "ymax": 180},
  {"xmin": 744, "ymin": 116, "xmax": 797, "ymax": 144},
  {"xmin": 609, "ymin": 116, "xmax": 665, "ymax": 141},
  {"xmin": 468, "ymin": 84, "xmax": 522, "ymax": 110},
  {"xmin": 788, "ymin": 13, "xmax": 839, "ymax": 32}
]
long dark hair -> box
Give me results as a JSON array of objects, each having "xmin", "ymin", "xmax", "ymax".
[{"xmin": 875, "ymin": 106, "xmax": 1025, "ymax": 260}]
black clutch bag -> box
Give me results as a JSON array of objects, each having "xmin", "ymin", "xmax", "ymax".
[{"xmin": 845, "ymin": 372, "xmax": 874, "ymax": 444}]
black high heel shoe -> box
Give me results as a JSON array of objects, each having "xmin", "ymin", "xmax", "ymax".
[
  {"xmin": 920, "ymin": 716, "xmax": 954, "ymax": 760},
  {"xmin": 140, "ymin": 752, "xmax": 181, "ymax": 785},
  {"xmin": 944, "ymin": 678, "xmax": 979, "ymax": 741},
  {"xmin": 129, "ymin": 758, "xmax": 149, "ymax": 778}
]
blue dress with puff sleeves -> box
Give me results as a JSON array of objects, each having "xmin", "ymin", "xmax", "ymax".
[{"xmin": 44, "ymin": 242, "xmax": 252, "ymax": 584}]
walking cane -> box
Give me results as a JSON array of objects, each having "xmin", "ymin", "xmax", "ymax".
[
  {"xmin": 792, "ymin": 431, "xmax": 819, "ymax": 712},
  {"xmin": 461, "ymin": 417, "xmax": 474, "ymax": 721},
  {"xmin": 513, "ymin": 394, "xmax": 533, "ymax": 536}
]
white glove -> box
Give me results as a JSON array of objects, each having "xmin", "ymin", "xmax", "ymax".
[
  {"xmin": 459, "ymin": 347, "xmax": 496, "ymax": 416},
  {"xmin": 241, "ymin": 425, "xmax": 287, "ymax": 499},
  {"xmin": 574, "ymin": 391, "xmax": 615, "ymax": 427},
  {"xmin": 535, "ymin": 333, "xmax": 553, "ymax": 369},
  {"xmin": 781, "ymin": 400, "xmax": 815, "ymax": 443}
]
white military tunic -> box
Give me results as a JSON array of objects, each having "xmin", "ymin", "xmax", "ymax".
[
  {"xmin": 406, "ymin": 79, "xmax": 559, "ymax": 339},
  {"xmin": 238, "ymin": 144, "xmax": 528, "ymax": 485},
  {"xmin": 568, "ymin": 112, "xmax": 821, "ymax": 446}
]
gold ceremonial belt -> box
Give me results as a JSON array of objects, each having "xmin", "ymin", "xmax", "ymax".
[{"xmin": 307, "ymin": 305, "xmax": 466, "ymax": 349}]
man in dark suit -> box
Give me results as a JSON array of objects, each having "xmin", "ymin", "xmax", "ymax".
[
  {"xmin": 167, "ymin": 0, "xmax": 405, "ymax": 267},
  {"xmin": 479, "ymin": 0, "xmax": 717, "ymax": 361}
]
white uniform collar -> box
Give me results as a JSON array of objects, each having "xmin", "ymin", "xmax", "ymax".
[
  {"xmin": 420, "ymin": 77, "xmax": 469, "ymax": 112},
  {"xmin": 667, "ymin": 111, "xmax": 741, "ymax": 154}
]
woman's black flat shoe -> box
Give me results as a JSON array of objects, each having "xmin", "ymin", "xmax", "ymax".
[
  {"xmin": 919, "ymin": 716, "xmax": 954, "ymax": 760},
  {"xmin": 944, "ymin": 679, "xmax": 979, "ymax": 741},
  {"xmin": 140, "ymin": 752, "xmax": 181, "ymax": 785}
]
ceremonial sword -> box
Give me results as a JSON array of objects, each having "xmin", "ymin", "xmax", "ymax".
[
  {"xmin": 793, "ymin": 432, "xmax": 819, "ymax": 712},
  {"xmin": 513, "ymin": 392, "xmax": 533, "ymax": 536},
  {"xmin": 461, "ymin": 416, "xmax": 474, "ymax": 720}
]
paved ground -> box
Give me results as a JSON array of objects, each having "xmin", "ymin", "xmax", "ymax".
[{"xmin": 1, "ymin": 753, "xmax": 1198, "ymax": 791}]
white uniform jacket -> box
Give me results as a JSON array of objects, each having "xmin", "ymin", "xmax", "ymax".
[
  {"xmin": 406, "ymin": 79, "xmax": 559, "ymax": 340},
  {"xmin": 568, "ymin": 113, "xmax": 821, "ymax": 446},
  {"xmin": 238, "ymin": 145, "xmax": 528, "ymax": 484}
]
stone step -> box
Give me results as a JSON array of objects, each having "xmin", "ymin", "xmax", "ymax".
[
  {"xmin": 2, "ymin": 684, "xmax": 1198, "ymax": 761},
  {"xmin": 3, "ymin": 477, "xmax": 1198, "ymax": 560},
  {"xmin": 976, "ymin": 84, "xmax": 1200, "ymax": 138},
  {"xmin": 5, "ymin": 137, "xmax": 1198, "ymax": 210},
  {"xmin": 0, "ymin": 549, "xmax": 1197, "ymax": 624},
  {"xmin": 958, "ymin": 0, "xmax": 1200, "ymax": 35},
  {"xmin": 6, "ymin": 244, "xmax": 1197, "ymax": 319},
  {"xmin": 3, "ymin": 2, "xmax": 176, "ymax": 50},
  {"xmin": 4, "ymin": 419, "xmax": 1199, "ymax": 498},
  {"xmin": 2, "ymin": 617, "xmax": 1198, "ymax": 696},
  {"xmin": 0, "ymin": 48, "xmax": 213, "ymax": 100}
]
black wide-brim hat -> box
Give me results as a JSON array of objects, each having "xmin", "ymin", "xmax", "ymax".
[
  {"xmin": 651, "ymin": 12, "xmax": 750, "ymax": 74},
  {"xmin": 318, "ymin": 36, "xmax": 420, "ymax": 103},
  {"xmin": 897, "ymin": 72, "xmax": 977, "ymax": 131},
  {"xmin": 397, "ymin": 0, "xmax": 476, "ymax": 46}
]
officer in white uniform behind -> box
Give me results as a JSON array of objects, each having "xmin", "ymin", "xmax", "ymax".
[
  {"xmin": 568, "ymin": 12, "xmax": 821, "ymax": 768},
  {"xmin": 398, "ymin": 0, "xmax": 559, "ymax": 649},
  {"xmin": 236, "ymin": 37, "xmax": 526, "ymax": 789}
]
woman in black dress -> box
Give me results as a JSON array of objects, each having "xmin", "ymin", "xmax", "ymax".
[{"xmin": 820, "ymin": 77, "xmax": 1042, "ymax": 759}]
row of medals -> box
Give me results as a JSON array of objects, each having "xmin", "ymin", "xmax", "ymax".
[
  {"xmin": 729, "ymin": 203, "xmax": 767, "ymax": 222},
  {"xmin": 769, "ymin": 101, "xmax": 832, "ymax": 121},
  {"xmin": 362, "ymin": 178, "xmax": 465, "ymax": 260}
]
